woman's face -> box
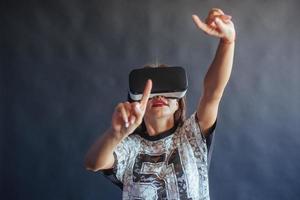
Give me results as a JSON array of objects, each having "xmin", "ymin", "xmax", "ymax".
[{"xmin": 144, "ymin": 96, "xmax": 179, "ymax": 120}]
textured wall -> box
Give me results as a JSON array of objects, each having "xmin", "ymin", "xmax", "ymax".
[{"xmin": 1, "ymin": 0, "xmax": 300, "ymax": 199}]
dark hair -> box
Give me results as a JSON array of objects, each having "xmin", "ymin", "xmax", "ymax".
[{"xmin": 128, "ymin": 64, "xmax": 187, "ymax": 133}]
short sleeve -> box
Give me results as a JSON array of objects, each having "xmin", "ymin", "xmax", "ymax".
[
  {"xmin": 100, "ymin": 135, "xmax": 139, "ymax": 187},
  {"xmin": 114, "ymin": 136, "xmax": 137, "ymax": 182},
  {"xmin": 181, "ymin": 112, "xmax": 217, "ymax": 168}
]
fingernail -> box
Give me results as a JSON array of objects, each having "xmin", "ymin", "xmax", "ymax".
[{"xmin": 125, "ymin": 122, "xmax": 129, "ymax": 128}]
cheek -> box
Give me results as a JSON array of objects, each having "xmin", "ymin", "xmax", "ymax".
[{"xmin": 169, "ymin": 100, "xmax": 179, "ymax": 111}]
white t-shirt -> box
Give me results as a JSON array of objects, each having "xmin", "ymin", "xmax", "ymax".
[{"xmin": 102, "ymin": 113, "xmax": 216, "ymax": 200}]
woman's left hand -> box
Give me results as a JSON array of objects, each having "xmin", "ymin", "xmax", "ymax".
[{"xmin": 192, "ymin": 8, "xmax": 236, "ymax": 43}]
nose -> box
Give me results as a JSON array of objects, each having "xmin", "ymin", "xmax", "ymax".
[{"xmin": 152, "ymin": 95, "xmax": 166, "ymax": 100}]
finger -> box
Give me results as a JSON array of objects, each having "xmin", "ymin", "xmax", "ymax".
[
  {"xmin": 224, "ymin": 14, "xmax": 232, "ymax": 19},
  {"xmin": 207, "ymin": 7, "xmax": 230, "ymax": 25},
  {"xmin": 205, "ymin": 16, "xmax": 217, "ymax": 28},
  {"xmin": 214, "ymin": 17, "xmax": 227, "ymax": 33},
  {"xmin": 207, "ymin": 9, "xmax": 224, "ymax": 25},
  {"xmin": 124, "ymin": 102, "xmax": 135, "ymax": 125},
  {"xmin": 131, "ymin": 102, "xmax": 142, "ymax": 114},
  {"xmin": 124, "ymin": 102, "xmax": 132, "ymax": 113},
  {"xmin": 210, "ymin": 8, "xmax": 225, "ymax": 15},
  {"xmin": 223, "ymin": 19, "xmax": 232, "ymax": 24},
  {"xmin": 207, "ymin": 14, "xmax": 231, "ymax": 25},
  {"xmin": 131, "ymin": 102, "xmax": 142, "ymax": 123},
  {"xmin": 140, "ymin": 79, "xmax": 152, "ymax": 109},
  {"xmin": 205, "ymin": 15, "xmax": 231, "ymax": 32},
  {"xmin": 116, "ymin": 103, "xmax": 129, "ymax": 128},
  {"xmin": 192, "ymin": 15, "xmax": 210, "ymax": 31},
  {"xmin": 129, "ymin": 115, "xmax": 136, "ymax": 125},
  {"xmin": 192, "ymin": 15, "xmax": 221, "ymax": 37},
  {"xmin": 220, "ymin": 15, "xmax": 232, "ymax": 24},
  {"xmin": 208, "ymin": 10, "xmax": 223, "ymax": 23}
]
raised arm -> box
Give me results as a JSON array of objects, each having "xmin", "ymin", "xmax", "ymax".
[
  {"xmin": 192, "ymin": 8, "xmax": 236, "ymax": 135},
  {"xmin": 84, "ymin": 80, "xmax": 152, "ymax": 171}
]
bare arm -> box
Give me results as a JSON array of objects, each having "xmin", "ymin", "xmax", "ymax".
[
  {"xmin": 192, "ymin": 8, "xmax": 236, "ymax": 135},
  {"xmin": 84, "ymin": 128, "xmax": 124, "ymax": 171},
  {"xmin": 84, "ymin": 80, "xmax": 152, "ymax": 171}
]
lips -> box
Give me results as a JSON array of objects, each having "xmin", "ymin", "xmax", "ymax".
[{"xmin": 152, "ymin": 99, "xmax": 169, "ymax": 107}]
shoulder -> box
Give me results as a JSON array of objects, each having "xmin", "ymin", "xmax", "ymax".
[{"xmin": 179, "ymin": 112, "xmax": 217, "ymax": 139}]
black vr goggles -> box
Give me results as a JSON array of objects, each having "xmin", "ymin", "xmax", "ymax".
[{"xmin": 129, "ymin": 66, "xmax": 188, "ymax": 101}]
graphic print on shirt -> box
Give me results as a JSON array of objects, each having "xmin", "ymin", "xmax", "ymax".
[
  {"xmin": 132, "ymin": 148, "xmax": 192, "ymax": 200},
  {"xmin": 105, "ymin": 113, "xmax": 213, "ymax": 200}
]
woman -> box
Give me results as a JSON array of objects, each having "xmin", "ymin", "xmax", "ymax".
[{"xmin": 84, "ymin": 8, "xmax": 235, "ymax": 200}]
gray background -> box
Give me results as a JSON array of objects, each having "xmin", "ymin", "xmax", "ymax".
[{"xmin": 1, "ymin": 0, "xmax": 300, "ymax": 199}]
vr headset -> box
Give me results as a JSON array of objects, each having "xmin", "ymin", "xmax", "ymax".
[{"xmin": 128, "ymin": 66, "xmax": 188, "ymax": 101}]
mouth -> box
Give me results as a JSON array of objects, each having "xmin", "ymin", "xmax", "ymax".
[{"xmin": 152, "ymin": 100, "xmax": 169, "ymax": 107}]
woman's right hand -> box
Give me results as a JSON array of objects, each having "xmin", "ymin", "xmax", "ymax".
[{"xmin": 111, "ymin": 79, "xmax": 152, "ymax": 139}]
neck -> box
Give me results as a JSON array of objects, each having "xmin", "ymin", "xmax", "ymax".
[{"xmin": 144, "ymin": 116, "xmax": 175, "ymax": 136}]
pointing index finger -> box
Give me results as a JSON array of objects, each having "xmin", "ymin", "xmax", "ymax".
[{"xmin": 140, "ymin": 79, "xmax": 152, "ymax": 108}]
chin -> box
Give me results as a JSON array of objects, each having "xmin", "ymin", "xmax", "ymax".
[{"xmin": 147, "ymin": 109, "xmax": 173, "ymax": 119}]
